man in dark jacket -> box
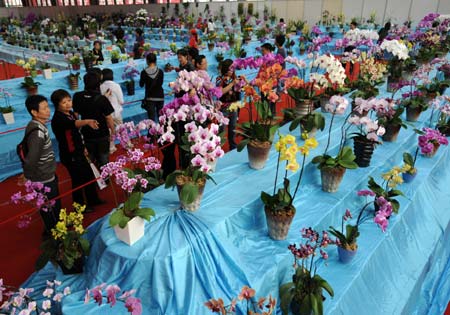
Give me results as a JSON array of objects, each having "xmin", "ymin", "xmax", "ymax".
[
  {"xmin": 23, "ymin": 95, "xmax": 61, "ymax": 233},
  {"xmin": 73, "ymin": 72, "xmax": 115, "ymax": 169},
  {"xmin": 139, "ymin": 53, "xmax": 164, "ymax": 122}
]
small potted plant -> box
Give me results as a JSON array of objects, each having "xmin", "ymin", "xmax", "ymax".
[
  {"xmin": 101, "ymin": 149, "xmax": 162, "ymax": 245},
  {"xmin": 40, "ymin": 54, "xmax": 52, "ymax": 79},
  {"xmin": 312, "ymin": 95, "xmax": 358, "ymax": 192},
  {"xmin": 20, "ymin": 76, "xmax": 41, "ymax": 96},
  {"xmin": 0, "ymin": 87, "xmax": 14, "ymax": 125},
  {"xmin": 329, "ymin": 209, "xmax": 361, "ymax": 263},
  {"xmin": 280, "ymin": 227, "xmax": 335, "ymax": 315},
  {"xmin": 418, "ymin": 127, "xmax": 449, "ymax": 158},
  {"xmin": 261, "ymin": 133, "xmax": 318, "ymax": 240},
  {"xmin": 110, "ymin": 49, "xmax": 120, "ymax": 64},
  {"xmin": 122, "ymin": 60, "xmax": 140, "ymax": 96},
  {"xmin": 0, "ymin": 105, "xmax": 15, "ymax": 125},
  {"xmin": 65, "ymin": 52, "xmax": 81, "ymax": 71},
  {"xmin": 35, "ymin": 203, "xmax": 90, "ymax": 274},
  {"xmin": 215, "ymin": 52, "xmax": 224, "ymax": 63},
  {"xmin": 401, "ymin": 151, "xmax": 418, "ymax": 183},
  {"xmin": 375, "ymin": 98, "xmax": 407, "ymax": 142}
]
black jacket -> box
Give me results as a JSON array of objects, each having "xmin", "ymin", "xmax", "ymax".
[{"xmin": 139, "ymin": 67, "xmax": 164, "ymax": 101}]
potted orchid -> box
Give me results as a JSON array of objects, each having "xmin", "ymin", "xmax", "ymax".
[
  {"xmin": 280, "ymin": 228, "xmax": 336, "ymax": 315},
  {"xmin": 380, "ymin": 39, "xmax": 409, "ymax": 92},
  {"xmin": 122, "ymin": 60, "xmax": 140, "ymax": 95},
  {"xmin": 418, "ymin": 127, "xmax": 449, "ymax": 158},
  {"xmin": 261, "ymin": 133, "xmax": 318, "ymax": 240},
  {"xmin": 348, "ymin": 110, "xmax": 386, "ymax": 167},
  {"xmin": 312, "ymin": 95, "xmax": 358, "ymax": 193},
  {"xmin": 153, "ymin": 70, "xmax": 228, "ymax": 211},
  {"xmin": 401, "ymin": 150, "xmax": 419, "ymax": 183},
  {"xmin": 100, "ymin": 149, "xmax": 162, "ymax": 245},
  {"xmin": 65, "ymin": 52, "xmax": 82, "ymax": 70},
  {"xmin": 233, "ymin": 54, "xmax": 286, "ymax": 169},
  {"xmin": 0, "ymin": 87, "xmax": 14, "ymax": 124},
  {"xmin": 373, "ymin": 98, "xmax": 407, "ymax": 142},
  {"xmin": 205, "ymin": 286, "xmax": 276, "ymax": 314},
  {"xmin": 36, "ymin": 203, "xmax": 89, "ymax": 274},
  {"xmin": 285, "ymin": 54, "xmax": 346, "ymax": 118}
]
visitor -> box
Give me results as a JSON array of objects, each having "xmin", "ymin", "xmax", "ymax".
[
  {"xmin": 133, "ymin": 28, "xmax": 145, "ymax": 59},
  {"xmin": 73, "ymin": 72, "xmax": 115, "ymax": 169},
  {"xmin": 260, "ymin": 42, "xmax": 274, "ymax": 56},
  {"xmin": 188, "ymin": 29, "xmax": 199, "ymax": 49},
  {"xmin": 139, "ymin": 53, "xmax": 164, "ymax": 122},
  {"xmin": 344, "ymin": 22, "xmax": 359, "ymax": 52},
  {"xmin": 275, "ymin": 34, "xmax": 287, "ymax": 69},
  {"xmin": 378, "ymin": 22, "xmax": 391, "ymax": 44},
  {"xmin": 92, "ymin": 40, "xmax": 104, "ymax": 65},
  {"xmin": 176, "ymin": 48, "xmax": 195, "ymax": 73},
  {"xmin": 100, "ymin": 68, "xmax": 124, "ymax": 153},
  {"xmin": 23, "ymin": 95, "xmax": 61, "ymax": 234},
  {"xmin": 207, "ymin": 19, "xmax": 215, "ymax": 34},
  {"xmin": 50, "ymin": 89, "xmax": 103, "ymax": 212},
  {"xmin": 194, "ymin": 55, "xmax": 208, "ymax": 71},
  {"xmin": 216, "ymin": 59, "xmax": 243, "ymax": 151}
]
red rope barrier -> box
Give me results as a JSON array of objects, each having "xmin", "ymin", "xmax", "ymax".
[{"xmin": 0, "ymin": 141, "xmax": 172, "ymax": 227}]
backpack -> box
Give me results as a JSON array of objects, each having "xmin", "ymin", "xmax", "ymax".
[{"xmin": 17, "ymin": 127, "xmax": 40, "ymax": 164}]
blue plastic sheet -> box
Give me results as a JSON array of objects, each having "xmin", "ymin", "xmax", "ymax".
[{"xmin": 20, "ymin": 101, "xmax": 450, "ymax": 314}]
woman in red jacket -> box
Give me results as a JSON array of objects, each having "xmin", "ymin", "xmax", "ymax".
[{"xmin": 188, "ymin": 29, "xmax": 199, "ymax": 49}]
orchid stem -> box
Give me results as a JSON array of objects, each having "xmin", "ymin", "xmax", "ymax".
[{"xmin": 290, "ymin": 154, "xmax": 307, "ymax": 205}]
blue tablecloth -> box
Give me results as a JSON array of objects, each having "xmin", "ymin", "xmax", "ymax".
[{"xmin": 21, "ymin": 100, "xmax": 450, "ymax": 314}]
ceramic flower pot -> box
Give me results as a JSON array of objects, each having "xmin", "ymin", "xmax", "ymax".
[
  {"xmin": 111, "ymin": 58, "xmax": 119, "ymax": 64},
  {"xmin": 207, "ymin": 43, "xmax": 214, "ymax": 51},
  {"xmin": 72, "ymin": 63, "xmax": 81, "ymax": 71},
  {"xmin": 2, "ymin": 112, "xmax": 15, "ymax": 125},
  {"xmin": 423, "ymin": 143, "xmax": 440, "ymax": 158},
  {"xmin": 26, "ymin": 86, "xmax": 38, "ymax": 96},
  {"xmin": 68, "ymin": 76, "xmax": 79, "ymax": 91},
  {"xmin": 294, "ymin": 99, "xmax": 314, "ymax": 117},
  {"xmin": 337, "ymin": 246, "xmax": 357, "ymax": 264},
  {"xmin": 402, "ymin": 171, "xmax": 417, "ymax": 183},
  {"xmin": 114, "ymin": 216, "xmax": 145, "ymax": 246},
  {"xmin": 319, "ymin": 96, "xmax": 330, "ymax": 113},
  {"xmin": 43, "ymin": 68, "xmax": 52, "ymax": 79},
  {"xmin": 353, "ymin": 137, "xmax": 376, "ymax": 168},
  {"xmin": 406, "ymin": 107, "xmax": 422, "ymax": 122},
  {"xmin": 320, "ymin": 167, "xmax": 346, "ymax": 193},
  {"xmin": 264, "ymin": 205, "xmax": 296, "ymax": 240},
  {"xmin": 176, "ymin": 180, "xmax": 206, "ymax": 211},
  {"xmin": 247, "ymin": 140, "xmax": 271, "ymax": 170},
  {"xmin": 382, "ymin": 123, "xmax": 401, "ymax": 142},
  {"xmin": 58, "ymin": 256, "xmax": 84, "ymax": 275}
]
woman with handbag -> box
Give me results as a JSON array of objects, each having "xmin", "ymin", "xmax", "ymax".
[
  {"xmin": 139, "ymin": 53, "xmax": 164, "ymax": 122},
  {"xmin": 50, "ymin": 89, "xmax": 104, "ymax": 212}
]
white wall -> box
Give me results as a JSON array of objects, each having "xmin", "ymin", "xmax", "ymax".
[{"xmin": 0, "ymin": 0, "xmax": 449, "ymax": 24}]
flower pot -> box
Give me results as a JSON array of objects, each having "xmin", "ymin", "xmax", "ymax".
[
  {"xmin": 264, "ymin": 205, "xmax": 296, "ymax": 240},
  {"xmin": 294, "ymin": 99, "xmax": 314, "ymax": 117},
  {"xmin": 247, "ymin": 140, "xmax": 271, "ymax": 170},
  {"xmin": 337, "ymin": 246, "xmax": 357, "ymax": 264},
  {"xmin": 68, "ymin": 76, "xmax": 79, "ymax": 91},
  {"xmin": 2, "ymin": 112, "xmax": 15, "ymax": 125},
  {"xmin": 207, "ymin": 43, "xmax": 214, "ymax": 51},
  {"xmin": 387, "ymin": 75, "xmax": 400, "ymax": 93},
  {"xmin": 114, "ymin": 216, "xmax": 145, "ymax": 245},
  {"xmin": 72, "ymin": 63, "xmax": 80, "ymax": 71},
  {"xmin": 406, "ymin": 107, "xmax": 422, "ymax": 122},
  {"xmin": 353, "ymin": 137, "xmax": 376, "ymax": 168},
  {"xmin": 43, "ymin": 68, "xmax": 52, "ymax": 79},
  {"xmin": 206, "ymin": 159, "xmax": 217, "ymax": 173},
  {"xmin": 26, "ymin": 86, "xmax": 38, "ymax": 96},
  {"xmin": 402, "ymin": 171, "xmax": 417, "ymax": 183},
  {"xmin": 320, "ymin": 167, "xmax": 346, "ymax": 193},
  {"xmin": 126, "ymin": 80, "xmax": 135, "ymax": 96},
  {"xmin": 176, "ymin": 180, "xmax": 206, "ymax": 211},
  {"xmin": 58, "ymin": 257, "xmax": 84, "ymax": 275},
  {"xmin": 382, "ymin": 124, "xmax": 401, "ymax": 142},
  {"xmin": 423, "ymin": 143, "xmax": 440, "ymax": 158},
  {"xmin": 111, "ymin": 58, "xmax": 119, "ymax": 64}
]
